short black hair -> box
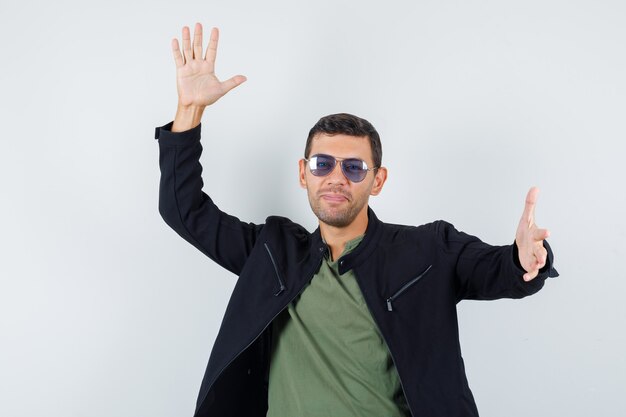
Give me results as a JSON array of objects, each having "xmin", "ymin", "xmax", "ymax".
[{"xmin": 304, "ymin": 113, "xmax": 382, "ymax": 170}]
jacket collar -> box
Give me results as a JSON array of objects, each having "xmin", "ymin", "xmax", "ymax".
[{"xmin": 309, "ymin": 206, "xmax": 383, "ymax": 275}]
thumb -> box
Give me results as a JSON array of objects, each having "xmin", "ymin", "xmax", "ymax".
[{"xmin": 221, "ymin": 75, "xmax": 247, "ymax": 94}]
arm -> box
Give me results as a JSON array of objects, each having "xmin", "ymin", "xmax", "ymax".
[
  {"xmin": 157, "ymin": 23, "xmax": 258, "ymax": 275},
  {"xmin": 438, "ymin": 187, "xmax": 558, "ymax": 301}
]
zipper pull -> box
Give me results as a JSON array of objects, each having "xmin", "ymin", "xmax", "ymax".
[
  {"xmin": 273, "ymin": 284, "xmax": 285, "ymax": 297},
  {"xmin": 265, "ymin": 242, "xmax": 287, "ymax": 296},
  {"xmin": 385, "ymin": 265, "xmax": 433, "ymax": 313}
]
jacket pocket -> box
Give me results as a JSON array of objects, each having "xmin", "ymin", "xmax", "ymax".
[
  {"xmin": 264, "ymin": 243, "xmax": 286, "ymax": 296},
  {"xmin": 386, "ymin": 265, "xmax": 433, "ymax": 311}
]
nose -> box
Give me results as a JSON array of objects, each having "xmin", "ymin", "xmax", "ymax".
[{"xmin": 325, "ymin": 161, "xmax": 348, "ymax": 185}]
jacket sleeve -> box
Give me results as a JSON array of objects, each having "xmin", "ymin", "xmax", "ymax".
[
  {"xmin": 433, "ymin": 221, "xmax": 558, "ymax": 302},
  {"xmin": 155, "ymin": 121, "xmax": 263, "ymax": 276}
]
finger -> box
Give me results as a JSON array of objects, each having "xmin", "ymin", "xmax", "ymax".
[
  {"xmin": 522, "ymin": 186, "xmax": 540, "ymax": 226},
  {"xmin": 523, "ymin": 269, "xmax": 539, "ymax": 282},
  {"xmin": 533, "ymin": 245, "xmax": 548, "ymax": 268},
  {"xmin": 182, "ymin": 26, "xmax": 192, "ymax": 63},
  {"xmin": 171, "ymin": 39, "xmax": 184, "ymax": 68},
  {"xmin": 532, "ymin": 227, "xmax": 550, "ymax": 241},
  {"xmin": 193, "ymin": 22, "xmax": 203, "ymax": 60},
  {"xmin": 205, "ymin": 27, "xmax": 219, "ymax": 72},
  {"xmin": 221, "ymin": 74, "xmax": 247, "ymax": 94}
]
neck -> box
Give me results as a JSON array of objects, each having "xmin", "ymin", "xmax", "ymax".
[{"xmin": 319, "ymin": 206, "xmax": 369, "ymax": 261}]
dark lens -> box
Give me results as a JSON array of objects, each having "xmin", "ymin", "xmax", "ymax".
[
  {"xmin": 341, "ymin": 159, "xmax": 367, "ymax": 182},
  {"xmin": 309, "ymin": 154, "xmax": 335, "ymax": 176}
]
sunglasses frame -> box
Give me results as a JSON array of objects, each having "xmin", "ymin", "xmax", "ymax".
[{"xmin": 304, "ymin": 153, "xmax": 378, "ymax": 183}]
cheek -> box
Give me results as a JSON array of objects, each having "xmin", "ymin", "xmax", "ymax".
[
  {"xmin": 305, "ymin": 175, "xmax": 322, "ymax": 191},
  {"xmin": 360, "ymin": 177, "xmax": 376, "ymax": 193}
]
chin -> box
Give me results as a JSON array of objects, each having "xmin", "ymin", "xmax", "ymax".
[
  {"xmin": 315, "ymin": 209, "xmax": 356, "ymax": 228},
  {"xmin": 309, "ymin": 195, "xmax": 364, "ymax": 228}
]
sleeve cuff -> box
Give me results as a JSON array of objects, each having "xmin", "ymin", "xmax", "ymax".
[
  {"xmin": 154, "ymin": 121, "xmax": 202, "ymax": 146},
  {"xmin": 512, "ymin": 240, "xmax": 560, "ymax": 279}
]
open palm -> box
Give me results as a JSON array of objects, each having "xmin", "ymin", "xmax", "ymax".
[{"xmin": 171, "ymin": 23, "xmax": 246, "ymax": 108}]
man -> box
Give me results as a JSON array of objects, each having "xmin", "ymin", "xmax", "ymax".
[{"xmin": 155, "ymin": 23, "xmax": 558, "ymax": 417}]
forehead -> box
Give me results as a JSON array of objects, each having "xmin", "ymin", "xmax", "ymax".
[{"xmin": 309, "ymin": 133, "xmax": 373, "ymax": 162}]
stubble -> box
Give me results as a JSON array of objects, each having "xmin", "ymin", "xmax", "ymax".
[{"xmin": 307, "ymin": 184, "xmax": 369, "ymax": 228}]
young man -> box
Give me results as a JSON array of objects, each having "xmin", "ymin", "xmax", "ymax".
[{"xmin": 155, "ymin": 23, "xmax": 558, "ymax": 417}]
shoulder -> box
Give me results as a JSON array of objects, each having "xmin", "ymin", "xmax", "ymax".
[
  {"xmin": 377, "ymin": 219, "xmax": 481, "ymax": 252},
  {"xmin": 264, "ymin": 215, "xmax": 311, "ymax": 241},
  {"xmin": 378, "ymin": 219, "xmax": 451, "ymax": 241}
]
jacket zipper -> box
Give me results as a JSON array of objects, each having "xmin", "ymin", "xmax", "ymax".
[
  {"xmin": 386, "ymin": 265, "xmax": 432, "ymax": 312},
  {"xmin": 264, "ymin": 243, "xmax": 286, "ymax": 296},
  {"xmin": 196, "ymin": 251, "xmax": 325, "ymax": 414}
]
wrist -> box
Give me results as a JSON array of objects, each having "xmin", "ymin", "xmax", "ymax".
[{"xmin": 172, "ymin": 104, "xmax": 205, "ymax": 132}]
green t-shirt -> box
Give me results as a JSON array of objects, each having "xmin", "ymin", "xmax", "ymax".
[{"xmin": 267, "ymin": 235, "xmax": 410, "ymax": 417}]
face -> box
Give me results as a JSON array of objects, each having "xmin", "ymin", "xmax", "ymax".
[{"xmin": 299, "ymin": 133, "xmax": 387, "ymax": 228}]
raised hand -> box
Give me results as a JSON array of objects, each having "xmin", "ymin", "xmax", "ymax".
[
  {"xmin": 170, "ymin": 23, "xmax": 246, "ymax": 131},
  {"xmin": 515, "ymin": 187, "xmax": 551, "ymax": 281}
]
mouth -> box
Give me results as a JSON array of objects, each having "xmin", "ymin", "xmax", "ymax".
[{"xmin": 320, "ymin": 192, "xmax": 350, "ymax": 202}]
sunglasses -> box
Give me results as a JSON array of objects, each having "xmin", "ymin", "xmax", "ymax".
[{"xmin": 304, "ymin": 154, "xmax": 377, "ymax": 183}]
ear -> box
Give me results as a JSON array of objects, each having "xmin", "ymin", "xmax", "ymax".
[
  {"xmin": 298, "ymin": 159, "xmax": 307, "ymax": 189},
  {"xmin": 370, "ymin": 166, "xmax": 388, "ymax": 196}
]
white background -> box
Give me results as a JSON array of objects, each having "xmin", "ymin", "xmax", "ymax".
[{"xmin": 1, "ymin": 0, "xmax": 624, "ymax": 416}]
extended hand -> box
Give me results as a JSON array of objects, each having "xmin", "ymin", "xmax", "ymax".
[
  {"xmin": 172, "ymin": 23, "xmax": 246, "ymax": 108},
  {"xmin": 515, "ymin": 187, "xmax": 551, "ymax": 281}
]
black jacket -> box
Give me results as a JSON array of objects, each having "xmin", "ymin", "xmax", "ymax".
[{"xmin": 156, "ymin": 122, "xmax": 558, "ymax": 417}]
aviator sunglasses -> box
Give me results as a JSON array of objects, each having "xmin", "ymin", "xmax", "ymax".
[{"xmin": 304, "ymin": 154, "xmax": 377, "ymax": 183}]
